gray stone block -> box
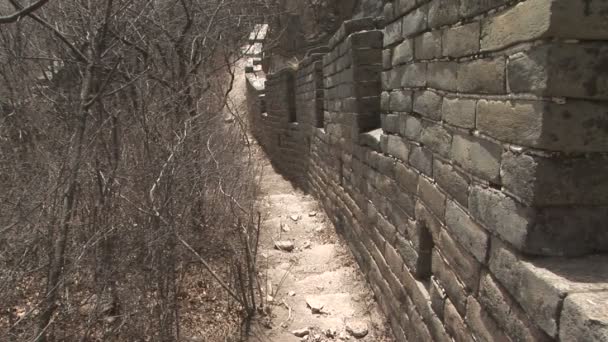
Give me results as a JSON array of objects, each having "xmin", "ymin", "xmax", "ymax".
[
  {"xmin": 465, "ymin": 296, "xmax": 510, "ymax": 342},
  {"xmin": 384, "ymin": 20, "xmax": 403, "ymax": 47},
  {"xmin": 444, "ymin": 299, "xmax": 476, "ymax": 342},
  {"xmin": 409, "ymin": 146, "xmax": 433, "ymax": 176},
  {"xmin": 395, "ymin": 161, "xmax": 419, "ymax": 193},
  {"xmin": 389, "ymin": 90, "xmax": 413, "ymax": 112},
  {"xmin": 445, "ymin": 200, "xmax": 489, "ymax": 263},
  {"xmin": 560, "ymin": 292, "xmax": 608, "ymax": 342},
  {"xmin": 420, "ymin": 123, "xmax": 453, "ymax": 158},
  {"xmin": 414, "ymin": 31, "xmax": 442, "ymax": 60},
  {"xmin": 443, "ymin": 22, "xmax": 480, "ymax": 57},
  {"xmin": 427, "ymin": 61, "xmax": 458, "ymax": 92},
  {"xmin": 418, "ymin": 177, "xmax": 446, "ymax": 219},
  {"xmin": 451, "ymin": 134, "xmax": 502, "ymax": 183},
  {"xmin": 438, "ymin": 230, "xmax": 482, "ymax": 293},
  {"xmin": 433, "ymin": 159, "xmax": 470, "ymax": 207},
  {"xmin": 458, "ymin": 57, "xmax": 506, "ymax": 94},
  {"xmin": 392, "ymin": 39, "xmax": 414, "ymax": 66},
  {"xmin": 428, "ymin": 0, "xmax": 460, "ymax": 28},
  {"xmin": 385, "ymin": 134, "xmax": 410, "ymax": 162},
  {"xmin": 413, "ymin": 90, "xmax": 442, "ymax": 120},
  {"xmin": 401, "ymin": 5, "xmax": 427, "ymax": 38},
  {"xmin": 443, "ymin": 97, "xmax": 476, "ymax": 129},
  {"xmin": 400, "ymin": 62, "xmax": 427, "ymax": 88},
  {"xmin": 508, "ymin": 43, "xmax": 608, "ymax": 100},
  {"xmin": 400, "ymin": 114, "xmax": 423, "ymax": 141},
  {"xmin": 478, "ymin": 272, "xmax": 552, "ymax": 342}
]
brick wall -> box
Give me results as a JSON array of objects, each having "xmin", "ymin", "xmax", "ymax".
[{"xmin": 246, "ymin": 1, "xmax": 608, "ymax": 341}]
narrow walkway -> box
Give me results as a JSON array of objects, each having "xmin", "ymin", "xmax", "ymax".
[{"xmin": 250, "ymin": 151, "xmax": 394, "ymax": 342}]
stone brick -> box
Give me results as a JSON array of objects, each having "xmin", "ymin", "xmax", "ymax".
[
  {"xmin": 442, "ymin": 97, "xmax": 476, "ymax": 129},
  {"xmin": 385, "ymin": 134, "xmax": 410, "ymax": 162},
  {"xmin": 468, "ymin": 186, "xmax": 532, "ymax": 250},
  {"xmin": 382, "ymin": 114, "xmax": 400, "ymax": 133},
  {"xmin": 400, "ymin": 62, "xmax": 427, "ymax": 88},
  {"xmin": 442, "ymin": 22, "xmax": 480, "ymax": 58},
  {"xmin": 481, "ymin": 0, "xmax": 608, "ymax": 51},
  {"xmin": 445, "ymin": 200, "xmax": 489, "ymax": 263},
  {"xmin": 384, "ymin": 19, "xmax": 403, "ymax": 47},
  {"xmin": 428, "ymin": 0, "xmax": 460, "ymax": 28},
  {"xmin": 401, "ymin": 5, "xmax": 427, "ymax": 38},
  {"xmin": 430, "ymin": 276, "xmax": 447, "ymax": 319},
  {"xmin": 433, "ymin": 250, "xmax": 469, "ymax": 316},
  {"xmin": 382, "ymin": 49, "xmax": 392, "ymax": 70},
  {"xmin": 389, "ymin": 90, "xmax": 413, "ymax": 112},
  {"xmin": 460, "ymin": 0, "xmax": 508, "ymax": 18},
  {"xmin": 438, "ymin": 230, "xmax": 481, "ymax": 293},
  {"xmin": 392, "ymin": 39, "xmax": 413, "ymax": 66},
  {"xmin": 508, "ymin": 43, "xmax": 608, "ymax": 100},
  {"xmin": 450, "ymin": 134, "xmax": 502, "ymax": 183},
  {"xmin": 380, "ymin": 91, "xmax": 390, "ymax": 112},
  {"xmin": 465, "ymin": 296, "xmax": 510, "ymax": 342},
  {"xmin": 400, "ymin": 114, "xmax": 423, "ymax": 141},
  {"xmin": 433, "ymin": 159, "xmax": 469, "ymax": 207},
  {"xmin": 413, "ymin": 90, "xmax": 442, "ymax": 120},
  {"xmin": 457, "ymin": 57, "xmax": 505, "ymax": 94},
  {"xmin": 420, "ymin": 123, "xmax": 453, "ymax": 158},
  {"xmin": 395, "ymin": 0, "xmax": 417, "ymax": 16},
  {"xmin": 501, "ymin": 151, "xmax": 608, "ymax": 206},
  {"xmin": 409, "ymin": 146, "xmax": 433, "ymax": 177},
  {"xmin": 418, "ymin": 177, "xmax": 446, "ymax": 219},
  {"xmin": 560, "ymin": 292, "xmax": 608, "ymax": 342},
  {"xmin": 444, "ymin": 299, "xmax": 475, "ymax": 342},
  {"xmin": 406, "ymin": 219, "xmax": 434, "ymax": 253},
  {"xmin": 395, "ymin": 162, "xmax": 419, "ymax": 193},
  {"xmin": 416, "ymin": 201, "xmax": 443, "ymax": 242},
  {"xmin": 478, "ymin": 272, "xmax": 552, "ymax": 342},
  {"xmin": 427, "ymin": 61, "xmax": 458, "ymax": 92},
  {"xmin": 396, "ymin": 234, "xmax": 430, "ymax": 278},
  {"xmin": 489, "ymin": 239, "xmax": 608, "ymax": 337},
  {"xmin": 414, "ymin": 31, "xmax": 442, "ymax": 60}
]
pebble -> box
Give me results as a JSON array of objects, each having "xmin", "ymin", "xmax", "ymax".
[
  {"xmin": 274, "ymin": 240, "xmax": 294, "ymax": 252},
  {"xmin": 346, "ymin": 321, "xmax": 369, "ymax": 338},
  {"xmin": 292, "ymin": 328, "xmax": 309, "ymax": 337}
]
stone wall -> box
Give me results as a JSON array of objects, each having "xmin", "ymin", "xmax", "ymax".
[{"xmin": 246, "ymin": 1, "xmax": 608, "ymax": 341}]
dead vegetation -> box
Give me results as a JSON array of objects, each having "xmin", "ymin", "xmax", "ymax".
[{"xmin": 0, "ymin": 0, "xmax": 280, "ymax": 340}]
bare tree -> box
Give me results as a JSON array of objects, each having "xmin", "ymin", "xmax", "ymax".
[{"xmin": 0, "ymin": 0, "xmax": 278, "ymax": 340}]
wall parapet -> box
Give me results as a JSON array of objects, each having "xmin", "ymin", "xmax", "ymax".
[{"xmin": 246, "ymin": 1, "xmax": 608, "ymax": 340}]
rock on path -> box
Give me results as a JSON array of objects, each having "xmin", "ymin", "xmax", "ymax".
[{"xmin": 249, "ymin": 151, "xmax": 393, "ymax": 341}]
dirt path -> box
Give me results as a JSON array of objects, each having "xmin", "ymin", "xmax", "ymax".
[{"xmin": 249, "ymin": 153, "xmax": 394, "ymax": 342}]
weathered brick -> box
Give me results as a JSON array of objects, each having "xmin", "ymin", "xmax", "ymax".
[
  {"xmin": 468, "ymin": 186, "xmax": 532, "ymax": 250},
  {"xmin": 396, "ymin": 234, "xmax": 430, "ymax": 278},
  {"xmin": 406, "ymin": 219, "xmax": 433, "ymax": 253},
  {"xmin": 384, "ymin": 134, "xmax": 410, "ymax": 162},
  {"xmin": 416, "ymin": 201, "xmax": 443, "ymax": 242},
  {"xmin": 401, "ymin": 5, "xmax": 428, "ymax": 38},
  {"xmin": 433, "ymin": 159, "xmax": 470, "ymax": 207},
  {"xmin": 428, "ymin": 0, "xmax": 460, "ymax": 28},
  {"xmin": 433, "ymin": 250, "xmax": 469, "ymax": 316},
  {"xmin": 418, "ymin": 177, "xmax": 446, "ymax": 219},
  {"xmin": 400, "ymin": 62, "xmax": 427, "ymax": 88},
  {"xmin": 384, "ymin": 19, "xmax": 403, "ymax": 47},
  {"xmin": 481, "ymin": 0, "xmax": 608, "ymax": 51},
  {"xmin": 395, "ymin": 0, "xmax": 417, "ymax": 16},
  {"xmin": 442, "ymin": 97, "xmax": 476, "ymax": 129},
  {"xmin": 430, "ymin": 276, "xmax": 447, "ymax": 319},
  {"xmin": 380, "ymin": 91, "xmax": 391, "ymax": 112},
  {"xmin": 479, "ymin": 272, "xmax": 552, "ymax": 342},
  {"xmin": 444, "ymin": 299, "xmax": 476, "ymax": 342},
  {"xmin": 389, "ymin": 90, "xmax": 413, "ymax": 112},
  {"xmin": 465, "ymin": 296, "xmax": 510, "ymax": 342},
  {"xmin": 501, "ymin": 151, "xmax": 608, "ymax": 206},
  {"xmin": 421, "ymin": 123, "xmax": 453, "ymax": 158},
  {"xmin": 414, "ymin": 31, "xmax": 442, "ymax": 60},
  {"xmin": 382, "ymin": 114, "xmax": 400, "ymax": 133},
  {"xmin": 443, "ymin": 22, "xmax": 480, "ymax": 57},
  {"xmin": 445, "ymin": 200, "xmax": 489, "ymax": 263},
  {"xmin": 460, "ymin": 0, "xmax": 508, "ymax": 18},
  {"xmin": 392, "ymin": 39, "xmax": 414, "ymax": 66},
  {"xmin": 438, "ymin": 230, "xmax": 481, "ymax": 293},
  {"xmin": 450, "ymin": 134, "xmax": 502, "ymax": 183},
  {"xmin": 427, "ymin": 61, "xmax": 458, "ymax": 91},
  {"xmin": 413, "ymin": 90, "xmax": 442, "ymax": 120},
  {"xmin": 560, "ymin": 292, "xmax": 608, "ymax": 342},
  {"xmin": 382, "ymin": 49, "xmax": 392, "ymax": 70},
  {"xmin": 400, "ymin": 114, "xmax": 423, "ymax": 140},
  {"xmin": 508, "ymin": 43, "xmax": 608, "ymax": 100},
  {"xmin": 457, "ymin": 57, "xmax": 505, "ymax": 94},
  {"xmin": 395, "ymin": 162, "xmax": 419, "ymax": 193},
  {"xmin": 409, "ymin": 146, "xmax": 433, "ymax": 177}
]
